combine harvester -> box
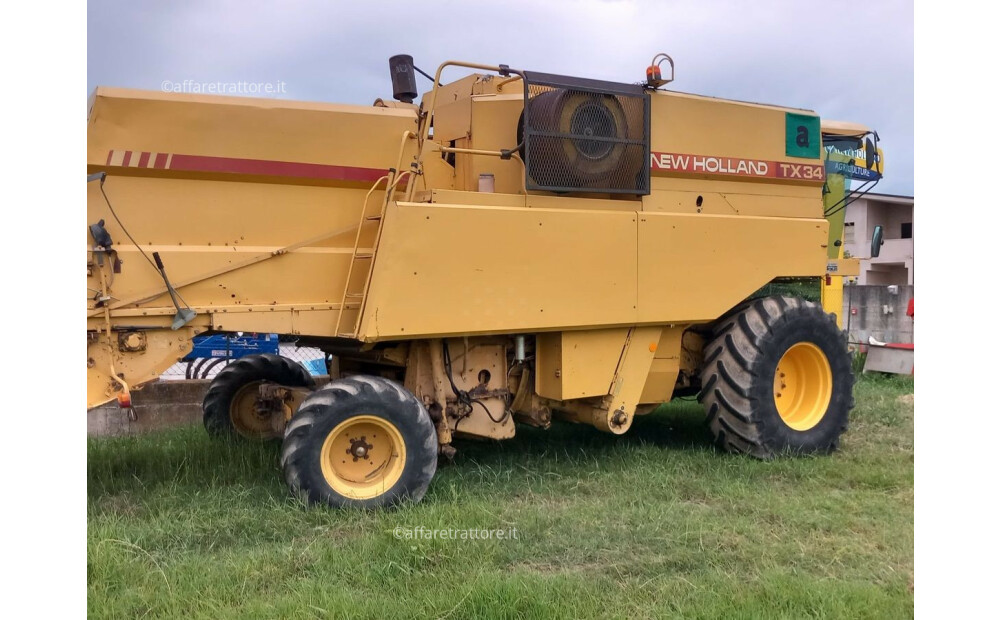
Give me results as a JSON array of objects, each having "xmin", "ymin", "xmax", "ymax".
[{"xmin": 87, "ymin": 54, "xmax": 883, "ymax": 507}]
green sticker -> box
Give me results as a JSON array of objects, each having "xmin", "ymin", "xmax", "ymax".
[{"xmin": 785, "ymin": 112, "xmax": 821, "ymax": 159}]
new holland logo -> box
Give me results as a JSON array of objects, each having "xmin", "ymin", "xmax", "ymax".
[{"xmin": 650, "ymin": 152, "xmax": 824, "ymax": 181}]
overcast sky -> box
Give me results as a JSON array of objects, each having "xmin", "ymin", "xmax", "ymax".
[{"xmin": 87, "ymin": 0, "xmax": 913, "ymax": 195}]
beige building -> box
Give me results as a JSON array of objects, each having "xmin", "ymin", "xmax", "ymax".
[{"xmin": 841, "ymin": 192, "xmax": 914, "ymax": 285}]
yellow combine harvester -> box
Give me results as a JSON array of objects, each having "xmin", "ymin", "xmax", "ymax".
[{"xmin": 86, "ymin": 55, "xmax": 882, "ymax": 508}]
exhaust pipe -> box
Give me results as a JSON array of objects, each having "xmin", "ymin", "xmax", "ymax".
[{"xmin": 389, "ymin": 54, "xmax": 418, "ymax": 103}]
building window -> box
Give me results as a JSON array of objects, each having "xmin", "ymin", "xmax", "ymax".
[
  {"xmin": 901, "ymin": 222, "xmax": 912, "ymax": 239},
  {"xmin": 843, "ymin": 222, "xmax": 855, "ymax": 244}
]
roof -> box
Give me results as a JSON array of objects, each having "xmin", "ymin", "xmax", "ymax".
[
  {"xmin": 863, "ymin": 192, "xmax": 914, "ymax": 205},
  {"xmin": 821, "ymin": 119, "xmax": 872, "ymax": 136}
]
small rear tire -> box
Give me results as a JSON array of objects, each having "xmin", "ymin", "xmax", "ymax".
[
  {"xmin": 281, "ymin": 375, "xmax": 438, "ymax": 509},
  {"xmin": 202, "ymin": 354, "xmax": 314, "ymax": 440}
]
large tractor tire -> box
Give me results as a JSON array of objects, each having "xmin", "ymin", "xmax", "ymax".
[
  {"xmin": 699, "ymin": 296, "xmax": 854, "ymax": 458},
  {"xmin": 202, "ymin": 354, "xmax": 315, "ymax": 440},
  {"xmin": 280, "ymin": 375, "xmax": 438, "ymax": 509}
]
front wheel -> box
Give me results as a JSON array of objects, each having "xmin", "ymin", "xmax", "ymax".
[
  {"xmin": 280, "ymin": 375, "xmax": 438, "ymax": 509},
  {"xmin": 698, "ymin": 296, "xmax": 854, "ymax": 458}
]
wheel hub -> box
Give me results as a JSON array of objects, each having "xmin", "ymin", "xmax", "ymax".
[
  {"xmin": 229, "ymin": 381, "xmax": 284, "ymax": 439},
  {"xmin": 347, "ymin": 436, "xmax": 372, "ymax": 461},
  {"xmin": 320, "ymin": 416, "xmax": 407, "ymax": 500},
  {"xmin": 773, "ymin": 342, "xmax": 833, "ymax": 431}
]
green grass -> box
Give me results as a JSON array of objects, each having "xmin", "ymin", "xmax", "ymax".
[
  {"xmin": 753, "ymin": 279, "xmax": 822, "ymax": 303},
  {"xmin": 88, "ymin": 374, "xmax": 913, "ymax": 619}
]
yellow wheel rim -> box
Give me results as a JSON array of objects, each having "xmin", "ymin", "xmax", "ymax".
[
  {"xmin": 320, "ymin": 415, "xmax": 407, "ymax": 500},
  {"xmin": 773, "ymin": 342, "xmax": 833, "ymax": 431},
  {"xmin": 229, "ymin": 381, "xmax": 282, "ymax": 439}
]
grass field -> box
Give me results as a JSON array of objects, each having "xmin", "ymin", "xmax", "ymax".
[{"xmin": 87, "ymin": 373, "xmax": 914, "ymax": 619}]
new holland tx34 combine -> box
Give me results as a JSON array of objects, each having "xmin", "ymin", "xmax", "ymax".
[{"xmin": 87, "ymin": 55, "xmax": 881, "ymax": 508}]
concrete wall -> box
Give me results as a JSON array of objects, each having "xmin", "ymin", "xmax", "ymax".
[
  {"xmin": 88, "ymin": 375, "xmax": 333, "ymax": 437},
  {"xmin": 841, "ymin": 284, "xmax": 914, "ymax": 345},
  {"xmin": 88, "ymin": 379, "xmax": 209, "ymax": 437}
]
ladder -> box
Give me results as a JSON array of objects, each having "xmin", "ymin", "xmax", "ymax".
[{"xmin": 334, "ymin": 171, "xmax": 405, "ymax": 338}]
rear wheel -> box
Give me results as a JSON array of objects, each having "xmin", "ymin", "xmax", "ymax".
[
  {"xmin": 281, "ymin": 375, "xmax": 438, "ymax": 509},
  {"xmin": 202, "ymin": 354, "xmax": 314, "ymax": 440},
  {"xmin": 698, "ymin": 296, "xmax": 853, "ymax": 458}
]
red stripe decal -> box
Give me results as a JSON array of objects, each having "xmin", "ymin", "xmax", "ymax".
[
  {"xmin": 168, "ymin": 153, "xmax": 388, "ymax": 183},
  {"xmin": 105, "ymin": 151, "xmax": 113, "ymax": 166},
  {"xmin": 137, "ymin": 152, "xmax": 150, "ymax": 168},
  {"xmin": 105, "ymin": 150, "xmax": 388, "ymax": 184}
]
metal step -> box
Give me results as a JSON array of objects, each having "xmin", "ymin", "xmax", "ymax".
[{"xmin": 354, "ymin": 253, "xmax": 373, "ymax": 259}]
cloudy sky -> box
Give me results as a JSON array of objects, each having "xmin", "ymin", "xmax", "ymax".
[{"xmin": 87, "ymin": 0, "xmax": 913, "ymax": 195}]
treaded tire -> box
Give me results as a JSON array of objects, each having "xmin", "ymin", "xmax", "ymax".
[
  {"xmin": 280, "ymin": 375, "xmax": 438, "ymax": 509},
  {"xmin": 698, "ymin": 296, "xmax": 854, "ymax": 458},
  {"xmin": 202, "ymin": 353, "xmax": 314, "ymax": 440}
]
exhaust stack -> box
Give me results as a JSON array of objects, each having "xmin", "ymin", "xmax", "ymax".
[{"xmin": 389, "ymin": 54, "xmax": 418, "ymax": 104}]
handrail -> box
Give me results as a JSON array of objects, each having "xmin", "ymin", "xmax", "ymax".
[
  {"xmin": 333, "ymin": 174, "xmax": 391, "ymax": 336},
  {"xmin": 429, "ymin": 144, "xmax": 528, "ymax": 196},
  {"xmin": 336, "ymin": 130, "xmax": 419, "ymax": 338},
  {"xmin": 346, "ymin": 169, "xmax": 414, "ymax": 337},
  {"xmin": 413, "ymin": 60, "xmax": 529, "ymax": 197}
]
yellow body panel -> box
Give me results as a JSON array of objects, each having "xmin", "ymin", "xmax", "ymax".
[
  {"xmin": 636, "ymin": 213, "xmax": 827, "ymax": 323},
  {"xmin": 535, "ymin": 329, "xmax": 631, "ymax": 401},
  {"xmin": 357, "ymin": 201, "xmax": 640, "ymax": 339},
  {"xmin": 357, "ymin": 201, "xmax": 827, "ymax": 341},
  {"xmin": 638, "ymin": 327, "xmax": 686, "ymax": 404},
  {"xmin": 827, "ymin": 257, "xmax": 860, "ymax": 277},
  {"xmin": 88, "ymin": 87, "xmax": 418, "ymax": 174},
  {"xmin": 467, "ymin": 95, "xmax": 527, "ymax": 195},
  {"xmin": 649, "ymin": 91, "xmax": 816, "ymax": 165}
]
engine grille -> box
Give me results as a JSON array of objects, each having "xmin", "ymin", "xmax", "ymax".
[{"xmin": 520, "ymin": 71, "xmax": 650, "ymax": 195}]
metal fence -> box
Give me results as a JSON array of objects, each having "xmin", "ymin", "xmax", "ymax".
[{"xmin": 160, "ymin": 343, "xmax": 327, "ymax": 381}]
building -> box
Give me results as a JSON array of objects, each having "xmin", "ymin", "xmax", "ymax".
[{"xmin": 841, "ymin": 192, "xmax": 914, "ymax": 285}]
